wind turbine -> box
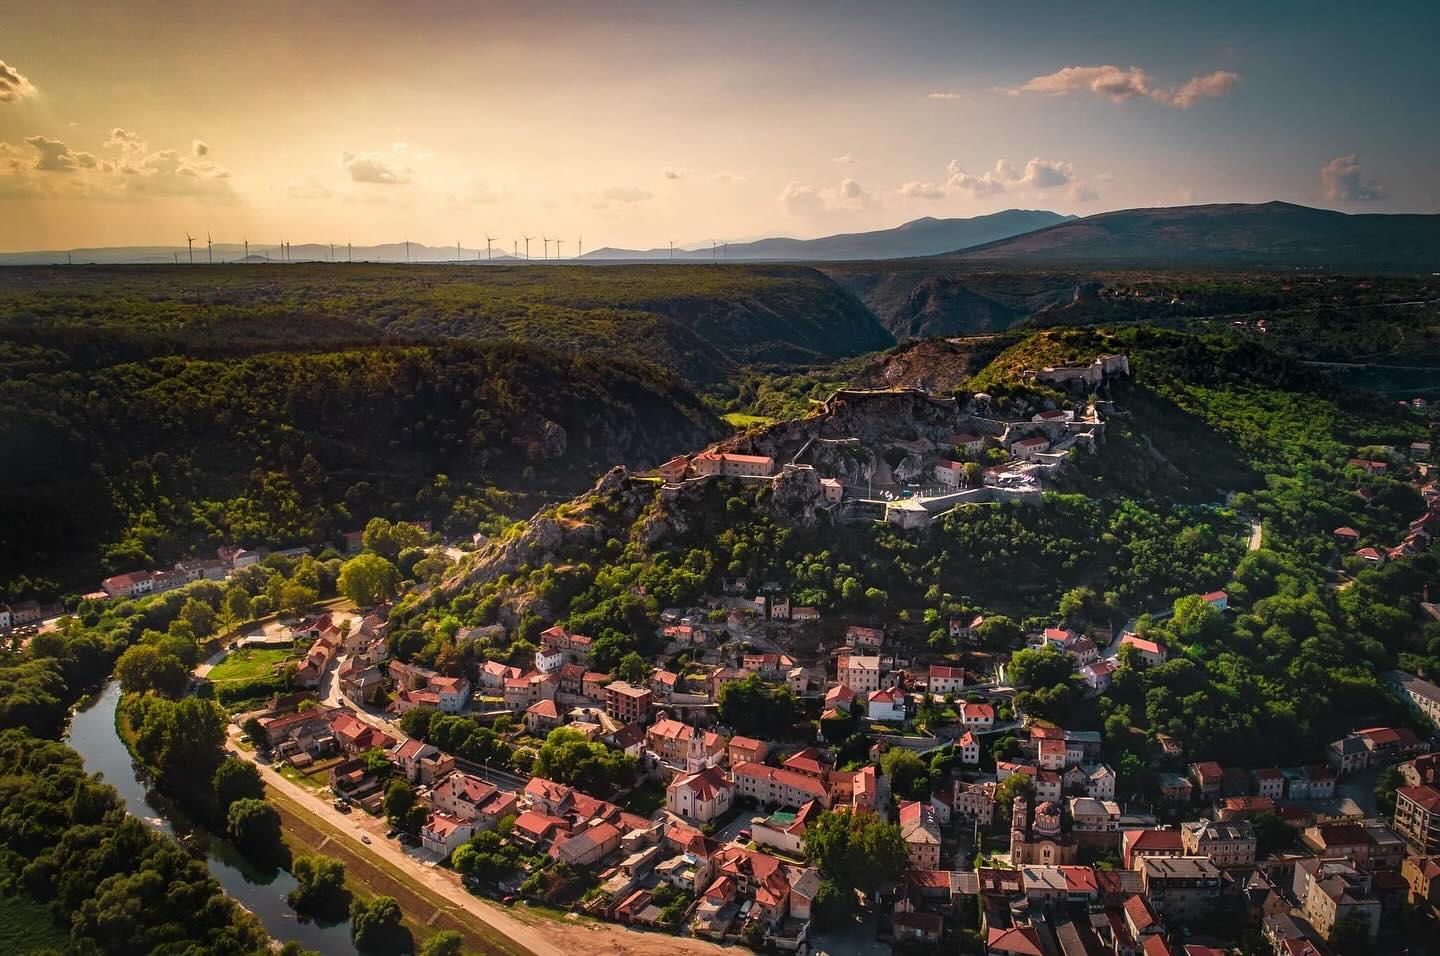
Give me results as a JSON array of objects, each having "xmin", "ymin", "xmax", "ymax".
[
  {"xmin": 185, "ymin": 232, "xmax": 196, "ymax": 264},
  {"xmin": 555, "ymin": 239, "xmax": 564, "ymax": 259},
  {"xmin": 173, "ymin": 252, "xmax": 178, "ymax": 265},
  {"xmin": 404, "ymin": 239, "xmax": 410, "ymax": 263},
  {"xmin": 711, "ymin": 240, "xmax": 718, "ymax": 261},
  {"xmin": 456, "ymin": 240, "xmax": 462, "ymax": 262},
  {"xmin": 348, "ymin": 241, "xmax": 353, "ymax": 263},
  {"xmin": 207, "ymin": 233, "xmax": 213, "ymax": 264},
  {"xmin": 668, "ymin": 239, "xmax": 675, "ymax": 260},
  {"xmin": 330, "ymin": 242, "xmax": 335, "ymax": 262},
  {"xmin": 485, "ymin": 235, "xmax": 497, "ymax": 260},
  {"xmin": 578, "ymin": 236, "xmax": 583, "ymax": 259},
  {"xmin": 542, "ymin": 236, "xmax": 550, "ymax": 260},
  {"xmin": 523, "ymin": 235, "xmax": 533, "ymax": 260},
  {"xmin": 243, "ymin": 238, "xmax": 249, "ymax": 260},
  {"xmin": 513, "ymin": 239, "xmax": 518, "ymax": 258}
]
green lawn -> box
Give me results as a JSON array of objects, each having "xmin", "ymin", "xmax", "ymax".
[
  {"xmin": 618, "ymin": 780, "xmax": 666, "ymax": 816},
  {"xmin": 722, "ymin": 411, "xmax": 777, "ymax": 429},
  {"xmin": 0, "ymin": 893, "xmax": 68, "ymax": 955},
  {"xmin": 207, "ymin": 647, "xmax": 295, "ymax": 682}
]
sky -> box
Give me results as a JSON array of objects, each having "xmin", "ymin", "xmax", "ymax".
[{"xmin": 2, "ymin": 0, "xmax": 1437, "ymax": 252}]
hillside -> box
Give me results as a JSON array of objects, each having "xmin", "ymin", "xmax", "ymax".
[
  {"xmin": 949, "ymin": 201, "xmax": 1440, "ymax": 269},
  {"xmin": 582, "ymin": 210, "xmax": 1070, "ymax": 261},
  {"xmin": 0, "ymin": 263, "xmax": 894, "ymax": 387},
  {"xmin": 0, "ymin": 342, "xmax": 724, "ymax": 597}
]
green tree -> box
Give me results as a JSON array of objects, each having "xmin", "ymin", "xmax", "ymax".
[
  {"xmin": 418, "ymin": 930, "xmax": 465, "ymax": 956},
  {"xmin": 212, "ymin": 757, "xmax": 265, "ymax": 811},
  {"xmin": 226, "ymin": 798, "xmax": 285, "ymax": 863},
  {"xmin": 384, "ymin": 779, "xmax": 419, "ymax": 827},
  {"xmin": 278, "ymin": 581, "xmax": 319, "ymax": 617},
  {"xmin": 718, "ymin": 673, "xmax": 795, "ymax": 737},
  {"xmin": 338, "ymin": 554, "xmax": 402, "ymax": 608},
  {"xmin": 976, "ymin": 615, "xmax": 1023, "ymax": 652},
  {"xmin": 880, "ymin": 748, "xmax": 930, "ymax": 800},
  {"xmin": 178, "ymin": 597, "xmax": 218, "ymax": 638},
  {"xmin": 533, "ymin": 727, "xmax": 637, "ymax": 794},
  {"xmin": 288, "ymin": 854, "xmax": 349, "ymax": 918},
  {"xmin": 994, "ymin": 773, "xmax": 1036, "ymax": 816},
  {"xmin": 223, "ymin": 586, "xmax": 254, "ymax": 626},
  {"xmin": 114, "ymin": 644, "xmax": 189, "ymax": 697},
  {"xmin": 614, "ymin": 651, "xmax": 651, "ymax": 685},
  {"xmin": 350, "ymin": 896, "xmax": 408, "ymax": 953},
  {"xmin": 802, "ymin": 809, "xmax": 907, "ymax": 895},
  {"xmin": 1007, "ymin": 645, "xmax": 1073, "ymax": 690},
  {"xmin": 363, "ymin": 518, "xmax": 426, "ymax": 562}
]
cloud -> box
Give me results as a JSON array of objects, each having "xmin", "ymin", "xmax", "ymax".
[
  {"xmin": 709, "ymin": 170, "xmax": 747, "ymax": 184},
  {"xmin": 24, "ymin": 136, "xmax": 97, "ymax": 173},
  {"xmin": 192, "ymin": 139, "xmax": 209, "ymax": 157},
  {"xmin": 0, "ymin": 59, "xmax": 36, "ymax": 104},
  {"xmin": 778, "ymin": 178, "xmax": 871, "ymax": 215},
  {"xmin": 1006, "ymin": 64, "xmax": 1239, "ymax": 108},
  {"xmin": 927, "ymin": 92, "xmax": 961, "ymax": 100},
  {"xmin": 0, "ymin": 127, "xmax": 233, "ymax": 200},
  {"xmin": 341, "ymin": 150, "xmax": 413, "ymax": 185},
  {"xmin": 832, "ymin": 154, "xmax": 858, "ymax": 164},
  {"xmin": 944, "ymin": 160, "xmax": 1006, "ymax": 197},
  {"xmin": 1153, "ymin": 70, "xmax": 1239, "ymax": 108},
  {"xmin": 1320, "ymin": 154, "xmax": 1384, "ymax": 202},
  {"xmin": 1014, "ymin": 157, "xmax": 1072, "ymax": 189},
  {"xmin": 899, "ymin": 180, "xmax": 947, "ymax": 200},
  {"xmin": 662, "ymin": 168, "xmax": 684, "ymax": 180}
]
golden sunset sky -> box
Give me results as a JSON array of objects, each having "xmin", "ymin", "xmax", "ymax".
[{"xmin": 2, "ymin": 0, "xmax": 1435, "ymax": 251}]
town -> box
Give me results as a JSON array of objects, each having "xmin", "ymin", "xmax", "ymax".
[{"xmin": 22, "ymin": 342, "xmax": 1433, "ymax": 956}]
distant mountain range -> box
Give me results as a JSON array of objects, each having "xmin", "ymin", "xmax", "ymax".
[
  {"xmin": 949, "ymin": 201, "xmax": 1440, "ymax": 269},
  {"xmin": 581, "ymin": 210, "xmax": 1072, "ymax": 261},
  {"xmin": 4, "ymin": 201, "xmax": 1438, "ymax": 269}
]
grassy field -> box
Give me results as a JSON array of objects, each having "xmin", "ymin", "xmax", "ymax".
[
  {"xmin": 207, "ymin": 647, "xmax": 295, "ymax": 682},
  {"xmin": 265, "ymin": 785, "xmax": 537, "ymax": 956},
  {"xmin": 721, "ymin": 411, "xmax": 777, "ymax": 428},
  {"xmin": 0, "ymin": 894, "xmax": 68, "ymax": 954}
]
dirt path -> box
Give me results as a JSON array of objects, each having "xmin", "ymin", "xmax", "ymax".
[{"xmin": 231, "ymin": 733, "xmax": 730, "ymax": 956}]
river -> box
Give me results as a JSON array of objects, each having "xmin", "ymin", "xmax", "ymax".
[{"xmin": 65, "ymin": 682, "xmax": 363, "ymax": 955}]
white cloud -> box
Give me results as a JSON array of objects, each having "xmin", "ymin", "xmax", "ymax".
[
  {"xmin": 1014, "ymin": 157, "xmax": 1072, "ymax": 189},
  {"xmin": 0, "ymin": 59, "xmax": 36, "ymax": 104},
  {"xmin": 24, "ymin": 136, "xmax": 97, "ymax": 173},
  {"xmin": 944, "ymin": 160, "xmax": 1006, "ymax": 197},
  {"xmin": 341, "ymin": 150, "xmax": 414, "ymax": 185},
  {"xmin": 1006, "ymin": 64, "xmax": 1239, "ymax": 108},
  {"xmin": 709, "ymin": 170, "xmax": 747, "ymax": 184},
  {"xmin": 1320, "ymin": 154, "xmax": 1384, "ymax": 202},
  {"xmin": 899, "ymin": 180, "xmax": 947, "ymax": 200},
  {"xmin": 832, "ymin": 153, "xmax": 858, "ymax": 164},
  {"xmin": 778, "ymin": 178, "xmax": 872, "ymax": 215},
  {"xmin": 0, "ymin": 128, "xmax": 232, "ymax": 200}
]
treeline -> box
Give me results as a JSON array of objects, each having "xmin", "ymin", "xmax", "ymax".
[{"xmin": 0, "ymin": 340, "xmax": 723, "ymax": 599}]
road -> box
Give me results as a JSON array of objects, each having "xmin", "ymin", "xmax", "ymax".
[
  {"xmin": 230, "ymin": 732, "xmax": 730, "ymax": 956},
  {"xmin": 1247, "ymin": 516, "xmax": 1264, "ymax": 552}
]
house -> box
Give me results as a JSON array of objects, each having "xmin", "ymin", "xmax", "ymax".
[
  {"xmin": 960, "ymin": 701, "xmax": 995, "ymax": 731},
  {"xmin": 898, "ymin": 800, "xmax": 942, "ymax": 869},
  {"xmin": 819, "ymin": 478, "xmax": 843, "ymax": 503},
  {"xmin": 1011, "ymin": 435, "xmax": 1051, "ymax": 460},
  {"xmin": 647, "ymin": 718, "xmax": 726, "ymax": 769},
  {"xmin": 751, "ymin": 800, "xmax": 825, "ymax": 857},
  {"xmin": 650, "ymin": 668, "xmax": 680, "ymax": 698},
  {"xmin": 823, "ymin": 683, "xmax": 857, "ymax": 716},
  {"xmin": 420, "ymin": 812, "xmax": 473, "ymax": 858},
  {"xmin": 690, "ymin": 451, "xmax": 775, "ymax": 478},
  {"xmin": 1355, "ymin": 546, "xmax": 1387, "ymax": 566},
  {"xmin": 929, "ymin": 665, "xmax": 966, "ymax": 697},
  {"xmin": 1118, "ymin": 633, "xmax": 1167, "ymax": 666},
  {"xmin": 1300, "ymin": 867, "xmax": 1382, "ymax": 945},
  {"xmin": 950, "ymin": 614, "xmax": 985, "ymax": 642},
  {"xmin": 1139, "ymin": 857, "xmax": 1223, "ymax": 920},
  {"xmin": 1394, "ymin": 785, "xmax": 1440, "ymax": 854},
  {"xmin": 1189, "ymin": 761, "xmax": 1223, "ymax": 797},
  {"xmin": 866, "ymin": 688, "xmax": 906, "ymax": 722},
  {"xmin": 1181, "ymin": 819, "xmax": 1257, "ymax": 868},
  {"xmin": 604, "ymin": 681, "xmax": 653, "ymax": 724},
  {"xmin": 478, "ymin": 660, "xmax": 522, "ymax": 690},
  {"xmin": 1122, "ymin": 828, "xmax": 1185, "ymax": 868},
  {"xmin": 429, "ymin": 772, "xmax": 517, "ymax": 828},
  {"xmin": 845, "ymin": 625, "xmax": 884, "ymax": 649},
  {"xmin": 392, "ymin": 739, "xmax": 451, "ymax": 785},
  {"xmin": 1201, "ymin": 590, "xmax": 1228, "ymax": 612},
  {"xmin": 658, "ymin": 456, "xmax": 689, "ymax": 482},
  {"xmin": 1333, "ymin": 526, "xmax": 1361, "ymax": 545},
  {"xmin": 535, "ymin": 646, "xmax": 564, "ymax": 674},
  {"xmin": 1080, "ymin": 660, "xmax": 1116, "ymax": 691},
  {"xmin": 934, "ymin": 460, "xmax": 967, "ymax": 486},
  {"xmin": 1328, "ymin": 734, "xmax": 1371, "ymax": 776},
  {"xmin": 1252, "ymin": 767, "xmax": 1285, "ymax": 799},
  {"xmin": 836, "ymin": 655, "xmax": 881, "ymax": 694},
  {"xmin": 667, "ymin": 767, "xmax": 734, "ymax": 823},
  {"xmin": 987, "ymin": 926, "xmax": 1045, "ymax": 956},
  {"xmin": 954, "ymin": 780, "xmax": 995, "ymax": 824},
  {"xmin": 732, "ymin": 761, "xmax": 831, "ymax": 810},
  {"xmin": 957, "ymin": 731, "xmax": 981, "ymax": 765},
  {"xmin": 338, "ymin": 660, "xmax": 385, "ymax": 705},
  {"xmin": 1068, "ymin": 796, "xmax": 1120, "ymax": 838},
  {"xmin": 525, "ymin": 698, "xmax": 563, "ymax": 734},
  {"xmin": 101, "ymin": 571, "xmax": 156, "ymax": 600},
  {"xmin": 729, "ymin": 736, "xmax": 768, "ymax": 766},
  {"xmin": 428, "ymin": 675, "xmax": 470, "ymax": 713},
  {"xmin": 947, "ymin": 432, "xmax": 984, "ymax": 454},
  {"xmin": 893, "ymin": 912, "xmax": 944, "ymax": 947},
  {"xmin": 551, "ymin": 821, "xmax": 623, "ymax": 867},
  {"xmin": 1348, "ymin": 458, "xmax": 1388, "ymax": 475}
]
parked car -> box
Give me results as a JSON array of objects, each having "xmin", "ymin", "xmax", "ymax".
[
  {"xmin": 737, "ymin": 828, "xmax": 751, "ymax": 841},
  {"xmin": 360, "ymin": 835, "xmax": 371, "ymax": 845},
  {"xmin": 385, "ymin": 827, "xmax": 398, "ymax": 839},
  {"xmin": 500, "ymin": 896, "xmax": 517, "ymax": 906}
]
